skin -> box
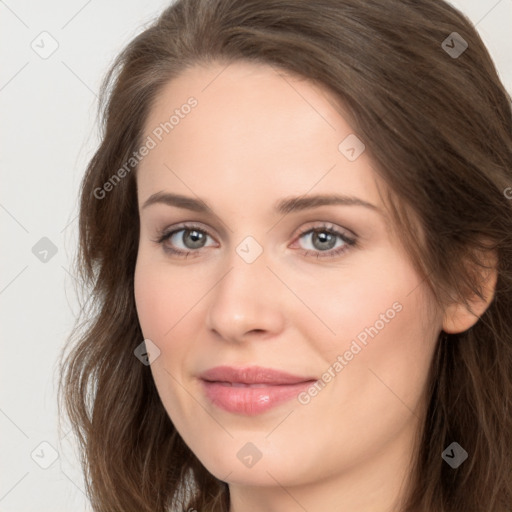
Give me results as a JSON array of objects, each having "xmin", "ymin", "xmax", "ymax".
[{"xmin": 133, "ymin": 61, "xmax": 495, "ymax": 512}]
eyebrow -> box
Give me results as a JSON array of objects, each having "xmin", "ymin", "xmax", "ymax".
[{"xmin": 141, "ymin": 191, "xmax": 380, "ymax": 215}]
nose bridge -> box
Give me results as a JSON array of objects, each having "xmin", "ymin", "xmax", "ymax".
[{"xmin": 205, "ymin": 236, "xmax": 285, "ymax": 340}]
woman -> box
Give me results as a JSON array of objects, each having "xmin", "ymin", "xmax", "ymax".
[{"xmin": 58, "ymin": 0, "xmax": 512, "ymax": 510}]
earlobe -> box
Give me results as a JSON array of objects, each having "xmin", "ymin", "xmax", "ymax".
[{"xmin": 442, "ymin": 248, "xmax": 498, "ymax": 334}]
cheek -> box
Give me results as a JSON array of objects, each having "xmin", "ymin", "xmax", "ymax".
[
  {"xmin": 134, "ymin": 261, "xmax": 169, "ymax": 340},
  {"xmin": 134, "ymin": 251, "xmax": 205, "ymax": 340},
  {"xmin": 290, "ymin": 246, "xmax": 424, "ymax": 353},
  {"xmin": 299, "ymin": 247, "xmax": 438, "ymax": 405},
  {"xmin": 134, "ymin": 253, "xmax": 200, "ymax": 416}
]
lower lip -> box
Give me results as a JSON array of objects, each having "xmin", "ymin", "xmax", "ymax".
[{"xmin": 200, "ymin": 380, "xmax": 315, "ymax": 415}]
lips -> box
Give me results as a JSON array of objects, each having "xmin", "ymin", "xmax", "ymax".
[
  {"xmin": 199, "ymin": 365, "xmax": 317, "ymax": 415},
  {"xmin": 200, "ymin": 365, "xmax": 315, "ymax": 385}
]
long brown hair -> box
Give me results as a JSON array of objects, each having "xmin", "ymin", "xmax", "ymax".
[{"xmin": 58, "ymin": 0, "xmax": 512, "ymax": 510}]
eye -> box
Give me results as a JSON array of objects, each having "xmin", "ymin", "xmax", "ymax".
[
  {"xmin": 153, "ymin": 224, "xmax": 217, "ymax": 257},
  {"xmin": 152, "ymin": 222, "xmax": 357, "ymax": 259},
  {"xmin": 292, "ymin": 223, "xmax": 357, "ymax": 258}
]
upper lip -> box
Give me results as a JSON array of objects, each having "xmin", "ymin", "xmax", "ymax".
[{"xmin": 199, "ymin": 365, "xmax": 316, "ymax": 385}]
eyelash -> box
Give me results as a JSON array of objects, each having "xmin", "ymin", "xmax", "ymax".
[{"xmin": 152, "ymin": 222, "xmax": 357, "ymax": 259}]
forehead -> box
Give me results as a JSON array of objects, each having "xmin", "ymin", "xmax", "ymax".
[
  {"xmin": 138, "ymin": 61, "xmax": 383, "ymax": 213},
  {"xmin": 143, "ymin": 60, "xmax": 351, "ymax": 153}
]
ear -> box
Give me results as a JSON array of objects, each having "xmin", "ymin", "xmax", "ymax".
[{"xmin": 442, "ymin": 245, "xmax": 498, "ymax": 334}]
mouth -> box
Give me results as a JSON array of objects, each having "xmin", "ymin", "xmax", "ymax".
[{"xmin": 199, "ymin": 365, "xmax": 317, "ymax": 415}]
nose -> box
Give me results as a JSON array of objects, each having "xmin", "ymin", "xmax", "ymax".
[{"xmin": 205, "ymin": 246, "xmax": 287, "ymax": 343}]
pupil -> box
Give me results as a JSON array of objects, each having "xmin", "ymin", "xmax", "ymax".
[
  {"xmin": 313, "ymin": 231, "xmax": 336, "ymax": 250},
  {"xmin": 184, "ymin": 230, "xmax": 205, "ymax": 249}
]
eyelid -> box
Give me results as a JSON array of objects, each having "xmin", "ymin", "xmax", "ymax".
[{"xmin": 291, "ymin": 221, "xmax": 357, "ymax": 242}]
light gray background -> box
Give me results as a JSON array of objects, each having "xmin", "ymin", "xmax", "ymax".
[{"xmin": 1, "ymin": 1, "xmax": 511, "ymax": 510}]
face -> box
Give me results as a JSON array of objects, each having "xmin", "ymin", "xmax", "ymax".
[{"xmin": 134, "ymin": 61, "xmax": 442, "ymax": 493}]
